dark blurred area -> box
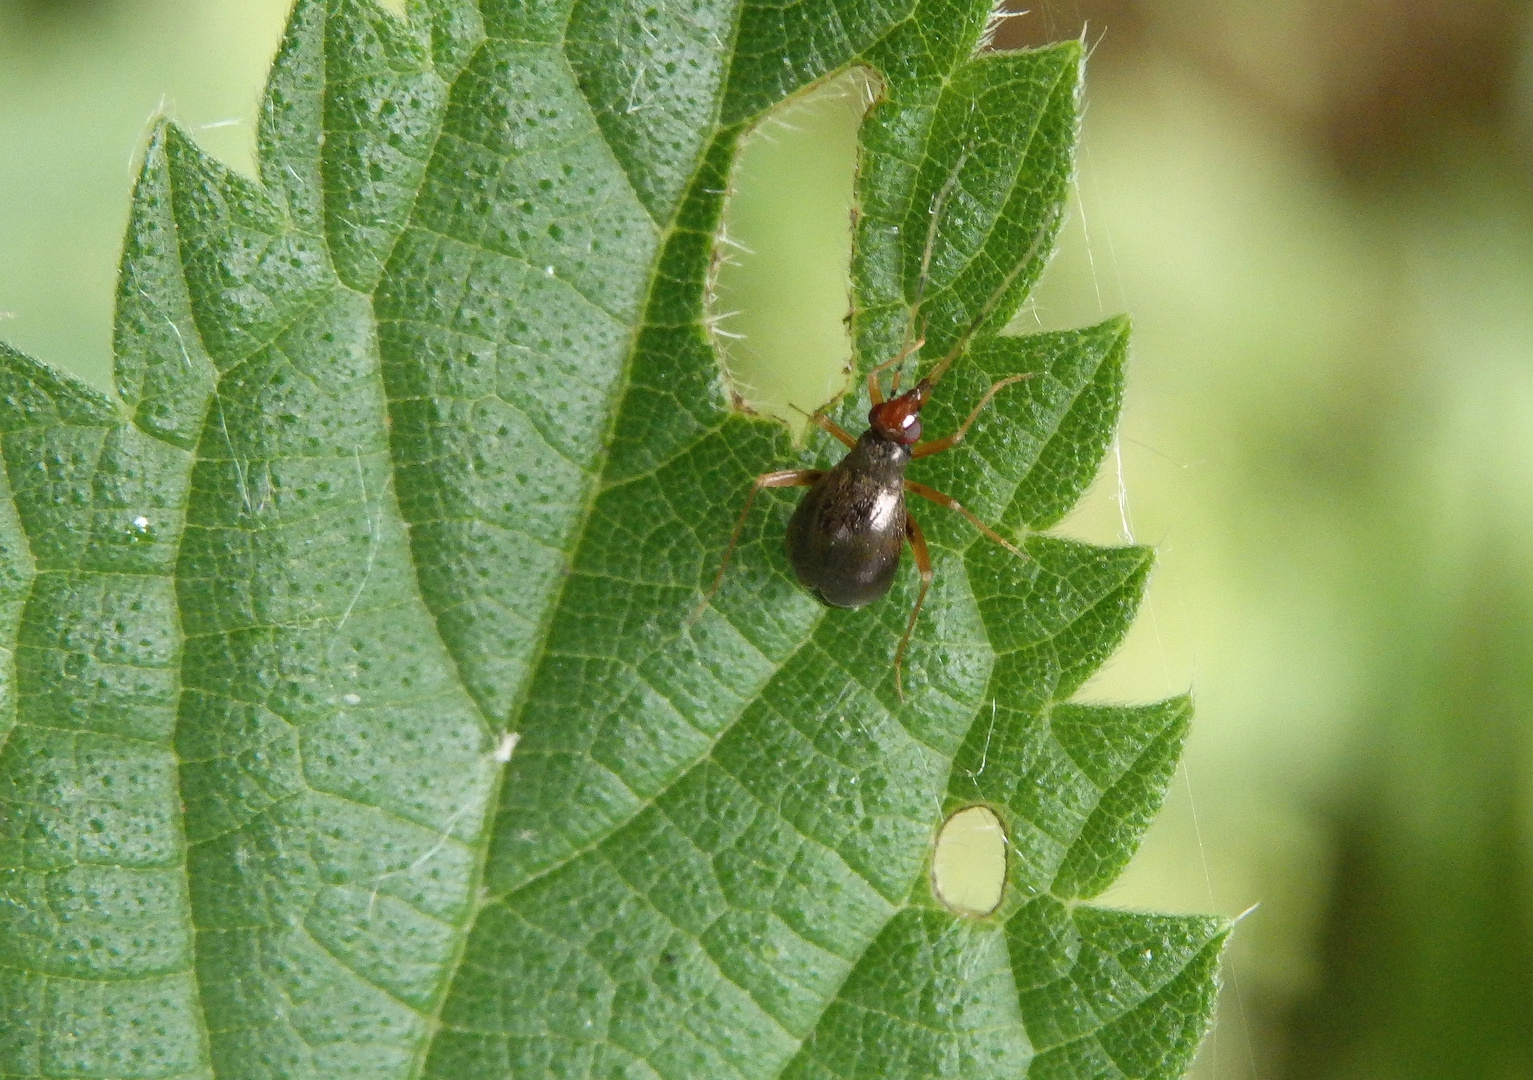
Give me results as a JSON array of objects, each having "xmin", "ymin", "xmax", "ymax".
[
  {"xmin": 998, "ymin": 0, "xmax": 1532, "ymax": 183},
  {"xmin": 3, "ymin": 1, "xmax": 1532, "ymax": 1077},
  {"xmin": 4, "ymin": 0, "xmax": 110, "ymax": 24}
]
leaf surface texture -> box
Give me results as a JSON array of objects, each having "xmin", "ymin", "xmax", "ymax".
[{"xmin": 0, "ymin": 1, "xmax": 1225, "ymax": 1078}]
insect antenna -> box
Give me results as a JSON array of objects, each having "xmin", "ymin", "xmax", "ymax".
[
  {"xmin": 919, "ymin": 202, "xmax": 1062, "ymax": 389},
  {"xmin": 886, "ymin": 148, "xmax": 970, "ymax": 398}
]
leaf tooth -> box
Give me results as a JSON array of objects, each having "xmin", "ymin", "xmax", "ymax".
[
  {"xmin": 1046, "ymin": 696, "xmax": 1191, "ymax": 900},
  {"xmin": 115, "ymin": 124, "xmax": 219, "ymax": 450},
  {"xmin": 162, "ymin": 122, "xmax": 337, "ymax": 371},
  {"xmin": 258, "ymin": 0, "xmax": 330, "ymax": 230},
  {"xmin": 1009, "ymin": 899, "xmax": 1230, "ymax": 1079},
  {"xmin": 322, "ymin": 0, "xmax": 452, "ymax": 291},
  {"xmin": 1001, "ymin": 315, "xmax": 1131, "ymax": 533}
]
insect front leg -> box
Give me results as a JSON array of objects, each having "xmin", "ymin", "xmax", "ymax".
[
  {"xmin": 910, "ymin": 374, "xmax": 1031, "ymax": 459},
  {"xmin": 692, "ymin": 469, "xmax": 824, "ymax": 622}
]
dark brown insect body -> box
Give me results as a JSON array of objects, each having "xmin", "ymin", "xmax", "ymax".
[
  {"xmin": 786, "ymin": 431, "xmax": 909, "ymax": 608},
  {"xmin": 697, "ymin": 158, "xmax": 1047, "ymax": 697},
  {"xmin": 699, "ymin": 358, "xmax": 1027, "ymax": 698}
]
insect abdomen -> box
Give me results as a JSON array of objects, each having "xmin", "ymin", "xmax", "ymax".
[{"xmin": 785, "ymin": 459, "xmax": 907, "ymax": 608}]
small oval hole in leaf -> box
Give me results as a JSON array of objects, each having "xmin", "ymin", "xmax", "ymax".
[{"xmin": 932, "ymin": 805, "xmax": 1007, "ymax": 916}]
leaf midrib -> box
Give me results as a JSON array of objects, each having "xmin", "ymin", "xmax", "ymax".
[{"xmin": 362, "ymin": 5, "xmax": 753, "ymax": 1072}]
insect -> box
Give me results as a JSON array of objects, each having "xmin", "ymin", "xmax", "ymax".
[{"xmin": 698, "ymin": 167, "xmax": 1045, "ymax": 699}]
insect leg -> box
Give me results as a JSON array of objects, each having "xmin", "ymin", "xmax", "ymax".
[
  {"xmin": 911, "ymin": 374, "xmax": 1031, "ymax": 459},
  {"xmin": 894, "ymin": 513, "xmax": 935, "ymax": 701},
  {"xmin": 692, "ymin": 469, "xmax": 824, "ymax": 622},
  {"xmin": 904, "ymin": 479, "xmax": 1024, "ymax": 558}
]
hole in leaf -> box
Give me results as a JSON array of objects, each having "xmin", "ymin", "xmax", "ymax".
[
  {"xmin": 932, "ymin": 805, "xmax": 1007, "ymax": 916},
  {"xmin": 711, "ymin": 69, "xmax": 876, "ymax": 439}
]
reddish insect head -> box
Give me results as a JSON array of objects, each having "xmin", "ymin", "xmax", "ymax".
[{"xmin": 868, "ymin": 381, "xmax": 932, "ymax": 445}]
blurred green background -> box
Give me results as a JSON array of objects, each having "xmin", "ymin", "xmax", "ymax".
[{"xmin": 4, "ymin": 1, "xmax": 1532, "ymax": 1076}]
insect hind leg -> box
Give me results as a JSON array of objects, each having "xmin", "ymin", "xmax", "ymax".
[
  {"xmin": 692, "ymin": 469, "xmax": 824, "ymax": 623},
  {"xmin": 893, "ymin": 513, "xmax": 935, "ymax": 701}
]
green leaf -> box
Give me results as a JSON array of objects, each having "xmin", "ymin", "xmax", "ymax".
[{"xmin": 0, "ymin": 1, "xmax": 1226, "ymax": 1078}]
